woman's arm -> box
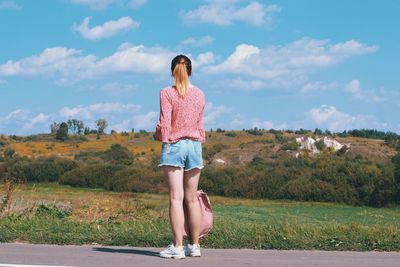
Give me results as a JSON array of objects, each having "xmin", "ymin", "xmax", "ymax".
[{"xmin": 154, "ymin": 89, "xmax": 172, "ymax": 142}]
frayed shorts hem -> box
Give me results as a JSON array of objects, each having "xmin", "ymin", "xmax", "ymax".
[{"xmin": 158, "ymin": 163, "xmax": 204, "ymax": 171}]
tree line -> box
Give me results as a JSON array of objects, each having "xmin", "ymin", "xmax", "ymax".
[{"xmin": 51, "ymin": 119, "xmax": 109, "ymax": 141}]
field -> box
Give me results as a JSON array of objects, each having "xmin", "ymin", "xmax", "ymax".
[{"xmin": 1, "ymin": 183, "xmax": 399, "ymax": 251}]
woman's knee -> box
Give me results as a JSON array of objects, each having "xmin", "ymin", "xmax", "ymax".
[
  {"xmin": 184, "ymin": 193, "xmax": 198, "ymax": 205},
  {"xmin": 170, "ymin": 190, "xmax": 184, "ymax": 203}
]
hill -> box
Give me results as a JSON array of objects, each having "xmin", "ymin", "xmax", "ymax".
[
  {"xmin": 1, "ymin": 129, "xmax": 399, "ymax": 207},
  {"xmin": 0, "ymin": 129, "xmax": 397, "ymax": 165}
]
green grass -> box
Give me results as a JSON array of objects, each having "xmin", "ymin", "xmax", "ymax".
[{"xmin": 0, "ymin": 183, "xmax": 399, "ymax": 251}]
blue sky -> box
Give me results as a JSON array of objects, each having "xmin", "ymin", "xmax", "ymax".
[{"xmin": 0, "ymin": 0, "xmax": 399, "ymax": 135}]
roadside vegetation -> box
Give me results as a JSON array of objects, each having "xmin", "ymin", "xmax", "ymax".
[
  {"xmin": 0, "ymin": 183, "xmax": 399, "ymax": 251},
  {"xmin": 1, "ymin": 127, "xmax": 399, "ymax": 250}
]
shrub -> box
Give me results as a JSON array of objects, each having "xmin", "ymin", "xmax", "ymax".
[
  {"xmin": 0, "ymin": 140, "xmax": 7, "ymax": 147},
  {"xmin": 7, "ymin": 157, "xmax": 77, "ymax": 183},
  {"xmin": 225, "ymin": 132, "xmax": 237, "ymax": 137},
  {"xmin": 273, "ymin": 132, "xmax": 286, "ymax": 143},
  {"xmin": 104, "ymin": 166, "xmax": 153, "ymax": 192},
  {"xmin": 245, "ymin": 128, "xmax": 263, "ymax": 136},
  {"xmin": 4, "ymin": 149, "xmax": 16, "ymax": 158},
  {"xmin": 203, "ymin": 143, "xmax": 229, "ymax": 162},
  {"xmin": 101, "ymin": 144, "xmax": 134, "ymax": 165},
  {"xmin": 277, "ymin": 177, "xmax": 337, "ymax": 202},
  {"xmin": 59, "ymin": 163, "xmax": 125, "ymax": 188},
  {"xmin": 281, "ymin": 141, "xmax": 299, "ymax": 151},
  {"xmin": 75, "ymin": 144, "xmax": 134, "ymax": 165},
  {"xmin": 315, "ymin": 139, "xmax": 326, "ymax": 151},
  {"xmin": 295, "ymin": 128, "xmax": 312, "ymax": 135},
  {"xmin": 35, "ymin": 201, "xmax": 73, "ymax": 219},
  {"xmin": 392, "ymin": 153, "xmax": 400, "ymax": 202}
]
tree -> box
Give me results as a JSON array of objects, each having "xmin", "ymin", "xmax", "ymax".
[
  {"xmin": 392, "ymin": 153, "xmax": 400, "ymax": 202},
  {"xmin": 95, "ymin": 119, "xmax": 108, "ymax": 134},
  {"xmin": 77, "ymin": 120, "xmax": 84, "ymax": 134},
  {"xmin": 314, "ymin": 128, "xmax": 323, "ymax": 135},
  {"xmin": 84, "ymin": 126, "xmax": 90, "ymax": 135},
  {"xmin": 56, "ymin": 122, "xmax": 69, "ymax": 141},
  {"xmin": 50, "ymin": 122, "xmax": 59, "ymax": 134},
  {"xmin": 67, "ymin": 119, "xmax": 84, "ymax": 134},
  {"xmin": 4, "ymin": 149, "xmax": 15, "ymax": 158}
]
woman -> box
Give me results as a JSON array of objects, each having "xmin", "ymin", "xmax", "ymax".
[{"xmin": 154, "ymin": 54, "xmax": 206, "ymax": 259}]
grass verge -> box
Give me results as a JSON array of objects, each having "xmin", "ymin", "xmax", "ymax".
[{"xmin": 0, "ymin": 183, "xmax": 399, "ymax": 251}]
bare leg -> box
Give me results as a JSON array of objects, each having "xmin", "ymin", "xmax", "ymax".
[
  {"xmin": 184, "ymin": 168, "xmax": 202, "ymax": 245},
  {"xmin": 163, "ymin": 166, "xmax": 184, "ymax": 247}
]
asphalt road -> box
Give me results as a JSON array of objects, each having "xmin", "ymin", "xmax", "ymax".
[{"xmin": 1, "ymin": 243, "xmax": 400, "ymax": 267}]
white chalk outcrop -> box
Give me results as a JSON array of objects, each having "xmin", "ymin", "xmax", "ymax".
[
  {"xmin": 295, "ymin": 136, "xmax": 349, "ymax": 154},
  {"xmin": 214, "ymin": 158, "xmax": 226, "ymax": 165}
]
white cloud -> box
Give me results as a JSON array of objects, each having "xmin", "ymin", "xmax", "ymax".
[
  {"xmin": 0, "ymin": 102, "xmax": 155, "ymax": 135},
  {"xmin": 92, "ymin": 43, "xmax": 175, "ymax": 76},
  {"xmin": 3, "ymin": 109, "xmax": 30, "ymax": 121},
  {"xmin": 301, "ymin": 81, "xmax": 338, "ymax": 93},
  {"xmin": 68, "ymin": 0, "xmax": 118, "ymax": 10},
  {"xmin": 0, "ymin": 79, "xmax": 7, "ymax": 85},
  {"xmin": 81, "ymin": 82, "xmax": 137, "ymax": 94},
  {"xmin": 0, "ymin": 38, "xmax": 378, "ymax": 90},
  {"xmin": 252, "ymin": 120, "xmax": 288, "ymax": 130},
  {"xmin": 24, "ymin": 113, "xmax": 51, "ymax": 129},
  {"xmin": 68, "ymin": 0, "xmax": 147, "ymax": 10},
  {"xmin": 203, "ymin": 102, "xmax": 231, "ymax": 126},
  {"xmin": 230, "ymin": 113, "xmax": 287, "ymax": 130},
  {"xmin": 181, "ymin": 2, "xmax": 281, "ymax": 26},
  {"xmin": 0, "ymin": 1, "xmax": 21, "ymax": 10},
  {"xmin": 73, "ymin": 16, "xmax": 139, "ymax": 40},
  {"xmin": 0, "ymin": 109, "xmax": 56, "ymax": 135},
  {"xmin": 59, "ymin": 102, "xmax": 141, "ymax": 120},
  {"xmin": 301, "ymin": 79, "xmax": 395, "ymax": 104},
  {"xmin": 305, "ymin": 105, "xmax": 389, "ymax": 132},
  {"xmin": 178, "ymin": 36, "xmax": 214, "ymax": 49},
  {"xmin": 0, "ymin": 47, "xmax": 95, "ymax": 81},
  {"xmin": 206, "ymin": 38, "xmax": 378, "ymax": 88},
  {"xmin": 230, "ymin": 113, "xmax": 246, "ymax": 128},
  {"xmin": 208, "ymin": 44, "xmax": 260, "ymax": 73},
  {"xmin": 0, "ymin": 43, "xmax": 177, "ymax": 83},
  {"xmin": 330, "ymin": 40, "xmax": 378, "ymax": 55},
  {"xmin": 344, "ymin": 79, "xmax": 386, "ymax": 103},
  {"xmin": 103, "ymin": 111, "xmax": 158, "ymax": 132},
  {"xmin": 192, "ymin": 52, "xmax": 215, "ymax": 69},
  {"xmin": 344, "ymin": 79, "xmax": 361, "ymax": 94},
  {"xmin": 109, "ymin": 119, "xmax": 131, "ymax": 132},
  {"xmin": 132, "ymin": 111, "xmax": 158, "ymax": 129},
  {"xmin": 128, "ymin": 0, "xmax": 147, "ymax": 9},
  {"xmin": 229, "ymin": 78, "xmax": 266, "ymax": 91}
]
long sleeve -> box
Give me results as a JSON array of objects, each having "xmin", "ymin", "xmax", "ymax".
[
  {"xmin": 197, "ymin": 94, "xmax": 206, "ymax": 142},
  {"xmin": 155, "ymin": 90, "xmax": 172, "ymax": 142}
]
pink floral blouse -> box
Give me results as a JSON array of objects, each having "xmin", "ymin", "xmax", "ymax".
[{"xmin": 154, "ymin": 85, "xmax": 206, "ymax": 143}]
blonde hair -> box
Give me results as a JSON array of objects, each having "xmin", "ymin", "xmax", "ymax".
[{"xmin": 171, "ymin": 55, "xmax": 192, "ymax": 97}]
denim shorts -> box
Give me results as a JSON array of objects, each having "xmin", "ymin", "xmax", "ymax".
[{"xmin": 158, "ymin": 139, "xmax": 204, "ymax": 171}]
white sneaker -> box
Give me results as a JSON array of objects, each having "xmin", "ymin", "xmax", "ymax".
[
  {"xmin": 159, "ymin": 243, "xmax": 186, "ymax": 259},
  {"xmin": 185, "ymin": 243, "xmax": 201, "ymax": 257}
]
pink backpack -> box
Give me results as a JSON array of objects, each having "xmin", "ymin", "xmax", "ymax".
[{"xmin": 183, "ymin": 190, "xmax": 213, "ymax": 239}]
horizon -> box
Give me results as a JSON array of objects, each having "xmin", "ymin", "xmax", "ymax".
[
  {"xmin": 1, "ymin": 127, "xmax": 399, "ymax": 138},
  {"xmin": 1, "ymin": 0, "xmax": 399, "ymax": 135}
]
